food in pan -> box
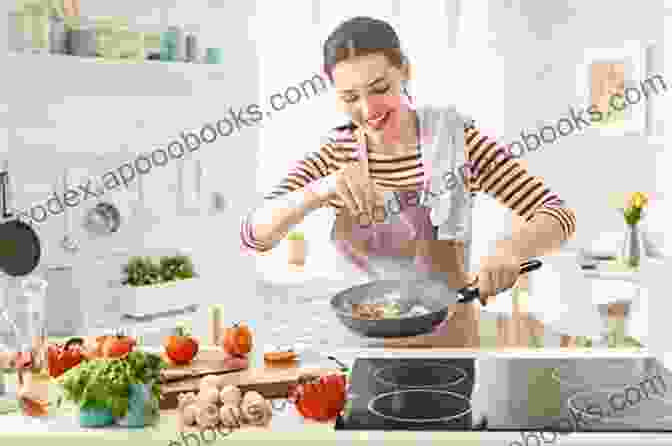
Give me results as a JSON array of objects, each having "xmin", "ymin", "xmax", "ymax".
[
  {"xmin": 351, "ymin": 301, "xmax": 431, "ymax": 320},
  {"xmin": 351, "ymin": 302, "xmax": 401, "ymax": 319}
]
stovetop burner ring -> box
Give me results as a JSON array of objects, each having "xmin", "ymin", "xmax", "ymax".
[
  {"xmin": 367, "ymin": 389, "xmax": 472, "ymax": 423},
  {"xmin": 372, "ymin": 363, "xmax": 468, "ymax": 388}
]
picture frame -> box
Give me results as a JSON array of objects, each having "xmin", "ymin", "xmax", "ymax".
[{"xmin": 576, "ymin": 41, "xmax": 648, "ymax": 136}]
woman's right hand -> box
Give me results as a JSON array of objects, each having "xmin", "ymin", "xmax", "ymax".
[{"xmin": 331, "ymin": 162, "xmax": 377, "ymax": 224}]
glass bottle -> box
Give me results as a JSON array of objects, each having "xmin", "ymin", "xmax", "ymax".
[{"xmin": 17, "ymin": 276, "xmax": 50, "ymax": 417}]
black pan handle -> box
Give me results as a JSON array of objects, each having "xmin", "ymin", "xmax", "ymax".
[{"xmin": 457, "ymin": 260, "xmax": 543, "ymax": 306}]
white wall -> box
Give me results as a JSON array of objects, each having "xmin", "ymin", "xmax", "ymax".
[
  {"xmin": 490, "ymin": 0, "xmax": 669, "ymax": 250},
  {"xmin": 2, "ymin": 0, "xmax": 261, "ymax": 335}
]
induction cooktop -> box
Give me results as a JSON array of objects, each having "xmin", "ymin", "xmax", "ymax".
[{"xmin": 334, "ymin": 356, "xmax": 672, "ymax": 433}]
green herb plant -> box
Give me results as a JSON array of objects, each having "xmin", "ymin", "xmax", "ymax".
[
  {"xmin": 122, "ymin": 255, "xmax": 196, "ymax": 287},
  {"xmin": 60, "ymin": 351, "xmax": 167, "ymax": 418}
]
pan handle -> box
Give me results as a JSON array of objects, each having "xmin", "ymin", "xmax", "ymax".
[{"xmin": 457, "ymin": 259, "xmax": 543, "ymax": 306}]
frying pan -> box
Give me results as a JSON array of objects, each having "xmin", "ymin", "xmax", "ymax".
[
  {"xmin": 330, "ymin": 260, "xmax": 542, "ymax": 338},
  {"xmin": 0, "ymin": 172, "xmax": 41, "ymax": 277}
]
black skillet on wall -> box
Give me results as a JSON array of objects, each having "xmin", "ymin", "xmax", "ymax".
[{"xmin": 0, "ymin": 171, "xmax": 41, "ymax": 276}]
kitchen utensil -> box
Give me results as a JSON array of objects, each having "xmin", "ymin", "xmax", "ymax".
[
  {"xmin": 330, "ymin": 260, "xmax": 542, "ymax": 338},
  {"xmin": 0, "ymin": 172, "xmax": 41, "ymax": 277},
  {"xmin": 83, "ymin": 201, "xmax": 121, "ymax": 236}
]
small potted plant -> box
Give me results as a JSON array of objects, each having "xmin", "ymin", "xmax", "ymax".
[
  {"xmin": 120, "ymin": 254, "xmax": 198, "ymax": 316},
  {"xmin": 59, "ymin": 350, "xmax": 166, "ymax": 428},
  {"xmin": 286, "ymin": 231, "xmax": 306, "ymax": 266}
]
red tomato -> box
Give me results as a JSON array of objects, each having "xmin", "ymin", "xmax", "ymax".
[
  {"xmin": 101, "ymin": 336, "xmax": 135, "ymax": 358},
  {"xmin": 289, "ymin": 373, "xmax": 347, "ymax": 421},
  {"xmin": 163, "ymin": 335, "xmax": 199, "ymax": 365},
  {"xmin": 47, "ymin": 341, "xmax": 85, "ymax": 378}
]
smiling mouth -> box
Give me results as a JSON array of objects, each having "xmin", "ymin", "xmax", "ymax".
[{"xmin": 366, "ymin": 111, "xmax": 391, "ymax": 129}]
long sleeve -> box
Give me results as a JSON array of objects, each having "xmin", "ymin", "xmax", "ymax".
[
  {"xmin": 464, "ymin": 124, "xmax": 577, "ymax": 240},
  {"xmin": 240, "ymin": 143, "xmax": 337, "ymax": 253}
]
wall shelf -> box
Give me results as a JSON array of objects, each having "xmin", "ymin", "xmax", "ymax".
[{"xmin": 6, "ymin": 51, "xmax": 228, "ymax": 97}]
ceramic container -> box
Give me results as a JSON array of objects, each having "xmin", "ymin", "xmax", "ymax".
[
  {"xmin": 79, "ymin": 406, "xmax": 114, "ymax": 427},
  {"xmin": 186, "ymin": 34, "xmax": 199, "ymax": 62},
  {"xmin": 206, "ymin": 48, "xmax": 223, "ymax": 64},
  {"xmin": 116, "ymin": 383, "xmax": 159, "ymax": 427},
  {"xmin": 49, "ymin": 16, "xmax": 68, "ymax": 54},
  {"xmin": 68, "ymin": 27, "xmax": 97, "ymax": 57}
]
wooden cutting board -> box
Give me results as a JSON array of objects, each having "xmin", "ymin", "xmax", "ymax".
[
  {"xmin": 160, "ymin": 353, "xmax": 342, "ymax": 410},
  {"xmin": 160, "ymin": 349, "xmax": 249, "ymax": 383}
]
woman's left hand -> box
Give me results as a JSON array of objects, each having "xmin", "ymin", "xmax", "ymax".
[{"xmin": 476, "ymin": 248, "xmax": 523, "ymax": 303}]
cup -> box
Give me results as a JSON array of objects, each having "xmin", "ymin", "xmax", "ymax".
[
  {"xmin": 206, "ymin": 47, "xmax": 223, "ymax": 64},
  {"xmin": 186, "ymin": 34, "xmax": 199, "ymax": 62},
  {"xmin": 49, "ymin": 16, "xmax": 68, "ymax": 54},
  {"xmin": 68, "ymin": 28, "xmax": 97, "ymax": 57},
  {"xmin": 160, "ymin": 29, "xmax": 176, "ymax": 61}
]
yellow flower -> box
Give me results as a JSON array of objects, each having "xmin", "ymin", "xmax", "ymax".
[{"xmin": 629, "ymin": 192, "xmax": 648, "ymax": 209}]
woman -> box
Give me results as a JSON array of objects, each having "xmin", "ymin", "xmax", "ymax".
[{"xmin": 241, "ymin": 17, "xmax": 576, "ymax": 347}]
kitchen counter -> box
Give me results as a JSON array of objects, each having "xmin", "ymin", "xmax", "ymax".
[
  {"xmin": 0, "ymin": 272, "xmax": 652, "ymax": 444},
  {"xmin": 0, "ymin": 349, "xmax": 667, "ymax": 445}
]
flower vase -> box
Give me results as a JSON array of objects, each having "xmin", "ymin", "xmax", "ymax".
[{"xmin": 620, "ymin": 223, "xmax": 646, "ymax": 268}]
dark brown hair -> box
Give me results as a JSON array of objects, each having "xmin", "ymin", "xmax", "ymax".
[{"xmin": 322, "ymin": 16, "xmax": 407, "ymax": 83}]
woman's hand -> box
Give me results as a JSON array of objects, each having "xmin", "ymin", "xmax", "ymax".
[
  {"xmin": 476, "ymin": 247, "xmax": 523, "ymax": 302},
  {"xmin": 329, "ymin": 162, "xmax": 377, "ymax": 224}
]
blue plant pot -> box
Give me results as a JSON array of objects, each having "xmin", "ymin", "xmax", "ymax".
[
  {"xmin": 116, "ymin": 383, "xmax": 159, "ymax": 427},
  {"xmin": 79, "ymin": 406, "xmax": 114, "ymax": 427}
]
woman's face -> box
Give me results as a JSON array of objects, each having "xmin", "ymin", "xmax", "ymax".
[{"xmin": 331, "ymin": 52, "xmax": 411, "ymax": 145}]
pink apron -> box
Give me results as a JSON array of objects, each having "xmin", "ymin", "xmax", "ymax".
[{"xmin": 332, "ymin": 128, "xmax": 455, "ymax": 335}]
